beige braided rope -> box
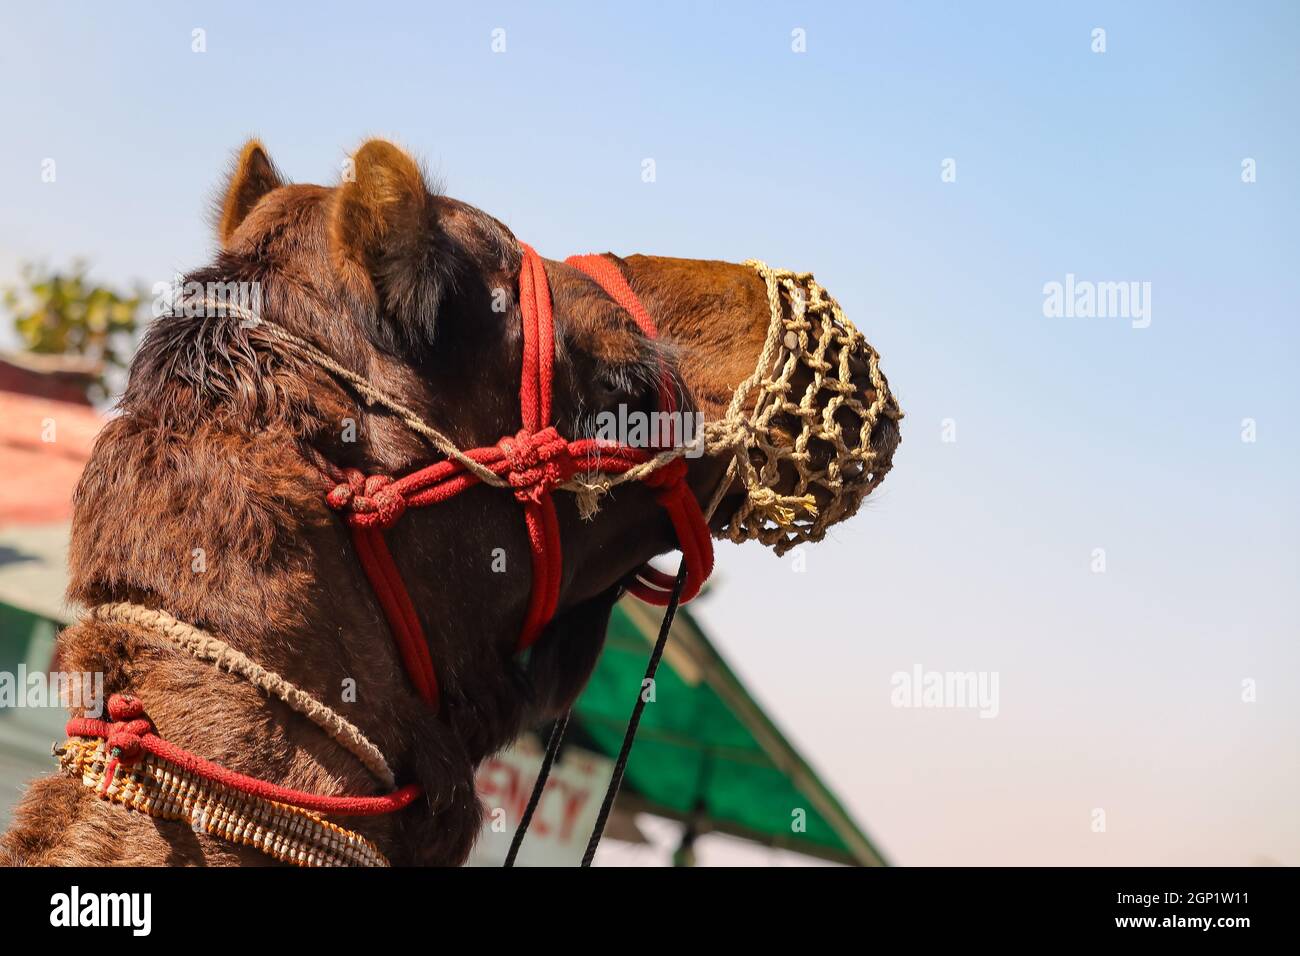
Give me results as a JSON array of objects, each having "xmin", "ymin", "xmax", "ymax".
[
  {"xmin": 211, "ymin": 302, "xmax": 719, "ymax": 499},
  {"xmin": 91, "ymin": 603, "xmax": 396, "ymax": 789},
  {"xmin": 214, "ymin": 302, "xmax": 702, "ymax": 498},
  {"xmin": 56, "ymin": 736, "xmax": 389, "ymax": 867}
]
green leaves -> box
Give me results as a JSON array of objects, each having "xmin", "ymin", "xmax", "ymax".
[{"xmin": 3, "ymin": 261, "xmax": 144, "ymax": 400}]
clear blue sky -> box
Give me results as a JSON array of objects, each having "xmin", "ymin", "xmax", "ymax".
[{"xmin": 2, "ymin": 1, "xmax": 1297, "ymax": 865}]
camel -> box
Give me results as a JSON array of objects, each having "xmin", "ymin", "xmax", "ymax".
[{"xmin": 1, "ymin": 139, "xmax": 900, "ymax": 865}]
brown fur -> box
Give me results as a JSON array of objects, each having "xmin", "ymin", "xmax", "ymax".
[{"xmin": 1, "ymin": 139, "xmax": 898, "ymax": 866}]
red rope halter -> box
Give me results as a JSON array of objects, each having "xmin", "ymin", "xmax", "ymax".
[
  {"xmin": 67, "ymin": 246, "xmax": 715, "ymax": 826},
  {"xmin": 324, "ymin": 245, "xmax": 714, "ymax": 713}
]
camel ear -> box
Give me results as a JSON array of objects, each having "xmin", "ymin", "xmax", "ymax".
[
  {"xmin": 216, "ymin": 140, "xmax": 284, "ymax": 246},
  {"xmin": 331, "ymin": 139, "xmax": 451, "ymax": 347}
]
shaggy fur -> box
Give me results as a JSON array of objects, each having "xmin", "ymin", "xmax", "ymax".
[{"xmin": 0, "ymin": 139, "xmax": 897, "ymax": 866}]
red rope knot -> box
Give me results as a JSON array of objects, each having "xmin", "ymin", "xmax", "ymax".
[
  {"xmin": 498, "ymin": 427, "xmax": 575, "ymax": 504},
  {"xmin": 326, "ymin": 468, "xmax": 408, "ymax": 529},
  {"xmin": 105, "ymin": 693, "xmax": 153, "ymax": 760},
  {"xmin": 642, "ymin": 455, "xmax": 689, "ymax": 504}
]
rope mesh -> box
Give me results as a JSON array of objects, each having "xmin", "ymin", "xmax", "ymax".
[{"xmin": 706, "ymin": 261, "xmax": 903, "ymax": 554}]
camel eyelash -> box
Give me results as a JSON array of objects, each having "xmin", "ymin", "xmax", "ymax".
[
  {"xmin": 607, "ymin": 338, "xmax": 687, "ymax": 400},
  {"xmin": 595, "ymin": 361, "xmax": 653, "ymax": 397}
]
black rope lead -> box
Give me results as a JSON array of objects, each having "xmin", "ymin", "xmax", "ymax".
[
  {"xmin": 503, "ymin": 708, "xmax": 571, "ymax": 867},
  {"xmin": 580, "ymin": 558, "xmax": 689, "ymax": 867}
]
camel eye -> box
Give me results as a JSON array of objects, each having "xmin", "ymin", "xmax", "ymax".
[
  {"xmin": 596, "ymin": 367, "xmax": 631, "ymax": 398},
  {"xmin": 591, "ymin": 359, "xmax": 655, "ymax": 412}
]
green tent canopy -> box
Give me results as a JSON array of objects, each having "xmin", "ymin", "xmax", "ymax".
[{"xmin": 574, "ymin": 598, "xmax": 886, "ymax": 866}]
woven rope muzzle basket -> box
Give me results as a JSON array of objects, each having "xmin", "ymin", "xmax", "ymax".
[{"xmin": 704, "ymin": 261, "xmax": 903, "ymax": 555}]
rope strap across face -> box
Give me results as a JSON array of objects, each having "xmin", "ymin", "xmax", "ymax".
[
  {"xmin": 564, "ymin": 254, "xmax": 714, "ymax": 606},
  {"xmin": 318, "ymin": 245, "xmax": 715, "ymax": 714}
]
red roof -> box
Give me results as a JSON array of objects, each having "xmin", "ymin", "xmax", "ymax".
[{"xmin": 0, "ymin": 390, "xmax": 103, "ymax": 526}]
